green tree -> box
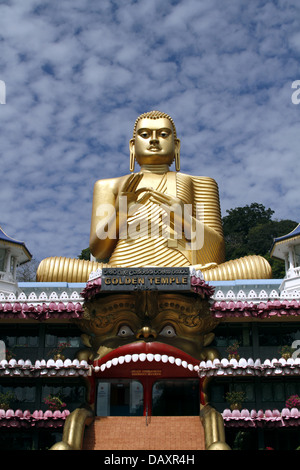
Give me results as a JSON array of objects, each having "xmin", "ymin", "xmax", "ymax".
[
  {"xmin": 16, "ymin": 258, "xmax": 40, "ymax": 282},
  {"xmin": 78, "ymin": 247, "xmax": 90, "ymax": 260},
  {"xmin": 247, "ymin": 220, "xmax": 297, "ymax": 255},
  {"xmin": 222, "ymin": 203, "xmax": 298, "ymax": 278},
  {"xmin": 222, "ymin": 203, "xmax": 275, "ymax": 261},
  {"xmin": 78, "ymin": 247, "xmax": 109, "ymax": 264}
]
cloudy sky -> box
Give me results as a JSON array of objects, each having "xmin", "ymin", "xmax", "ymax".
[{"xmin": 1, "ymin": 0, "xmax": 300, "ymax": 263}]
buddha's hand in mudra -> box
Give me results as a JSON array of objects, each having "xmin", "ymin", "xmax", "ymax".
[
  {"xmin": 147, "ymin": 189, "xmax": 192, "ymax": 235},
  {"xmin": 146, "ymin": 189, "xmax": 185, "ymax": 212},
  {"xmin": 116, "ymin": 173, "xmax": 156, "ymax": 216}
]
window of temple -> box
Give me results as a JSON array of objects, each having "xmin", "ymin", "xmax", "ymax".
[
  {"xmin": 258, "ymin": 323, "xmax": 300, "ymax": 347},
  {"xmin": 0, "ymin": 248, "xmax": 5, "ymax": 272}
]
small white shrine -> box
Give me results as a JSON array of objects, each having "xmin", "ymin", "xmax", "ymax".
[
  {"xmin": 0, "ymin": 225, "xmax": 32, "ymax": 296},
  {"xmin": 270, "ymin": 223, "xmax": 300, "ymax": 293}
]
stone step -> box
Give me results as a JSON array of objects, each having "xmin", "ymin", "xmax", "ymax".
[{"xmin": 83, "ymin": 416, "xmax": 205, "ymax": 450}]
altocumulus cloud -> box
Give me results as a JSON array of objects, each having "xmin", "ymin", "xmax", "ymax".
[{"xmin": 0, "ymin": 0, "xmax": 299, "ymax": 262}]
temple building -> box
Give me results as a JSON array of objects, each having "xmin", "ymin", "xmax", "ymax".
[
  {"xmin": 270, "ymin": 224, "xmax": 300, "ymax": 294},
  {"xmin": 0, "ymin": 226, "xmax": 32, "ymax": 296},
  {"xmin": 0, "ymin": 224, "xmax": 299, "ymax": 450},
  {"xmin": 0, "ymin": 111, "xmax": 299, "ymax": 451}
]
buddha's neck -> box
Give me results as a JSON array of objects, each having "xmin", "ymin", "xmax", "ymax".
[{"xmin": 140, "ymin": 164, "xmax": 170, "ymax": 174}]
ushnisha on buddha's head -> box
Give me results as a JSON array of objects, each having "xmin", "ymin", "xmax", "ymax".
[{"xmin": 129, "ymin": 110, "xmax": 181, "ymax": 172}]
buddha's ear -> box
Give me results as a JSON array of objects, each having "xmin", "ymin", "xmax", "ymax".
[
  {"xmin": 129, "ymin": 138, "xmax": 135, "ymax": 151},
  {"xmin": 175, "ymin": 138, "xmax": 180, "ymax": 171},
  {"xmin": 129, "ymin": 138, "xmax": 135, "ymax": 172}
]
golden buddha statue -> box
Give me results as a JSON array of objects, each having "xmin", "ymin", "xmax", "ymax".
[{"xmin": 37, "ymin": 110, "xmax": 271, "ymax": 282}]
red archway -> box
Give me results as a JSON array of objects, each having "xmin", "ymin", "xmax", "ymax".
[{"xmin": 86, "ymin": 342, "xmax": 206, "ymax": 416}]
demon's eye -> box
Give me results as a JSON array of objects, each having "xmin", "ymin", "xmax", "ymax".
[
  {"xmin": 117, "ymin": 325, "xmax": 134, "ymax": 337},
  {"xmin": 160, "ymin": 325, "xmax": 176, "ymax": 337}
]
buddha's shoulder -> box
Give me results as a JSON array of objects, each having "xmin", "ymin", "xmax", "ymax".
[
  {"xmin": 178, "ymin": 172, "xmax": 218, "ymax": 185},
  {"xmin": 93, "ymin": 174, "xmax": 130, "ymax": 190}
]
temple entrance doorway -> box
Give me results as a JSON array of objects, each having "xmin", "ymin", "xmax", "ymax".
[
  {"xmin": 96, "ymin": 378, "xmax": 200, "ymax": 417},
  {"xmin": 152, "ymin": 379, "xmax": 200, "ymax": 416},
  {"xmin": 96, "ymin": 379, "xmax": 144, "ymax": 416}
]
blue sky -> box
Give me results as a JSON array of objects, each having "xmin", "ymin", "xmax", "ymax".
[{"xmin": 0, "ymin": 0, "xmax": 300, "ymax": 262}]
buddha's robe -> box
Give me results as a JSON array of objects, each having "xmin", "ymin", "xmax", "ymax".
[{"xmin": 106, "ymin": 172, "xmax": 225, "ymax": 268}]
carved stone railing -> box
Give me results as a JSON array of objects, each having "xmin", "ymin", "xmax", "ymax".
[
  {"xmin": 200, "ymin": 405, "xmax": 231, "ymax": 450},
  {"xmin": 50, "ymin": 407, "xmax": 95, "ymax": 450}
]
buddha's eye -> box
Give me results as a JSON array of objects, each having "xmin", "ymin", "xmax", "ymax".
[
  {"xmin": 159, "ymin": 130, "xmax": 170, "ymax": 138},
  {"xmin": 160, "ymin": 325, "xmax": 176, "ymax": 337},
  {"xmin": 139, "ymin": 131, "xmax": 150, "ymax": 139},
  {"xmin": 117, "ymin": 325, "xmax": 134, "ymax": 337}
]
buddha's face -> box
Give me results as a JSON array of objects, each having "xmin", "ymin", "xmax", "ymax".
[{"xmin": 131, "ymin": 117, "xmax": 179, "ymax": 166}]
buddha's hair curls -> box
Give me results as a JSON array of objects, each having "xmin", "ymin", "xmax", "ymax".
[{"xmin": 132, "ymin": 110, "xmax": 177, "ymax": 138}]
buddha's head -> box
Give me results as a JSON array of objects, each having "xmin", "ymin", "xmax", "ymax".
[{"xmin": 129, "ymin": 111, "xmax": 180, "ymax": 171}]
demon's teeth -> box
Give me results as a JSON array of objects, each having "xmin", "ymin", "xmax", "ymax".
[
  {"xmin": 96, "ymin": 353, "xmax": 198, "ymax": 373},
  {"xmin": 125, "ymin": 354, "xmax": 131, "ymax": 363}
]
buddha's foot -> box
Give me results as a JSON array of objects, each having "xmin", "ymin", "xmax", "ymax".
[
  {"xmin": 201, "ymin": 255, "xmax": 272, "ymax": 281},
  {"xmin": 36, "ymin": 256, "xmax": 107, "ymax": 283}
]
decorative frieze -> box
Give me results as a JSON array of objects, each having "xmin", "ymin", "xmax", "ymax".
[
  {"xmin": 0, "ymin": 290, "xmax": 84, "ymax": 319},
  {"xmin": 197, "ymin": 357, "xmax": 300, "ymax": 377},
  {"xmin": 222, "ymin": 408, "xmax": 300, "ymax": 427},
  {"xmin": 0, "ymin": 358, "xmax": 90, "ymax": 377},
  {"xmin": 0, "ymin": 408, "xmax": 70, "ymax": 427}
]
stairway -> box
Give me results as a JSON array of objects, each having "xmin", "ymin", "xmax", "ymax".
[{"xmin": 82, "ymin": 416, "xmax": 205, "ymax": 450}]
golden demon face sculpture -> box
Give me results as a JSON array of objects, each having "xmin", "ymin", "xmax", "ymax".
[{"xmin": 76, "ymin": 291, "xmax": 219, "ymax": 364}]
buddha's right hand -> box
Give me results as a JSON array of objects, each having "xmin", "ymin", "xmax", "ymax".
[
  {"xmin": 121, "ymin": 173, "xmax": 144, "ymax": 194},
  {"xmin": 117, "ymin": 173, "xmax": 152, "ymax": 214}
]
